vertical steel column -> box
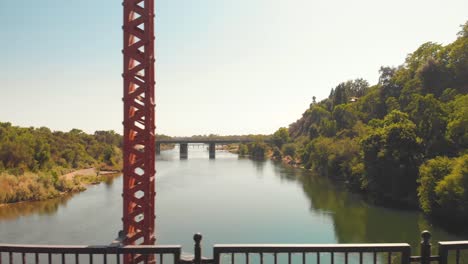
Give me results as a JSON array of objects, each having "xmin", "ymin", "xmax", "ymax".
[{"xmin": 122, "ymin": 0, "xmax": 156, "ymax": 262}]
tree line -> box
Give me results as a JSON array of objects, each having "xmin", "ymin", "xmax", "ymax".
[
  {"xmin": 0, "ymin": 124, "xmax": 123, "ymax": 203},
  {"xmin": 256, "ymin": 21, "xmax": 467, "ymax": 233},
  {"xmin": 0, "ymin": 124, "xmax": 123, "ymax": 174}
]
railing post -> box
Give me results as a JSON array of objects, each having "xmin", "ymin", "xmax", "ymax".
[
  {"xmin": 402, "ymin": 246, "xmax": 411, "ymax": 264},
  {"xmin": 438, "ymin": 242, "xmax": 448, "ymax": 264},
  {"xmin": 421, "ymin": 231, "xmax": 431, "ymax": 264},
  {"xmin": 194, "ymin": 233, "xmax": 202, "ymax": 264},
  {"xmin": 213, "ymin": 247, "xmax": 220, "ymax": 264}
]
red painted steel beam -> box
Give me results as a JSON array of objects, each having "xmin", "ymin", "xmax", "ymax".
[{"xmin": 122, "ymin": 0, "xmax": 156, "ymax": 262}]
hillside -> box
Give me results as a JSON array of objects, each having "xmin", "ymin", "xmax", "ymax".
[{"xmin": 278, "ymin": 21, "xmax": 468, "ymax": 232}]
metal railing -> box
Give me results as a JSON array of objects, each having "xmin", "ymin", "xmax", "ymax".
[
  {"xmin": 1, "ymin": 231, "xmax": 467, "ymax": 264},
  {"xmin": 438, "ymin": 240, "xmax": 468, "ymax": 264},
  {"xmin": 213, "ymin": 243, "xmax": 411, "ymax": 264},
  {"xmin": 0, "ymin": 244, "xmax": 181, "ymax": 264}
]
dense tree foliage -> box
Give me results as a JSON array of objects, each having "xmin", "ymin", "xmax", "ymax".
[
  {"xmin": 361, "ymin": 111, "xmax": 422, "ymax": 205},
  {"xmin": 0, "ymin": 124, "xmax": 123, "ymax": 203},
  {"xmin": 418, "ymin": 154, "xmax": 468, "ymax": 232},
  {"xmin": 281, "ymin": 21, "xmax": 468, "ymax": 228},
  {"xmin": 237, "ymin": 135, "xmax": 271, "ymax": 160},
  {"xmin": 271, "ymin": 127, "xmax": 291, "ymax": 149},
  {"xmin": 0, "ymin": 124, "xmax": 122, "ymax": 174}
]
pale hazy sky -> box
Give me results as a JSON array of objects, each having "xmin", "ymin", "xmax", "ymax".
[{"xmin": 0, "ymin": 0, "xmax": 466, "ymax": 136}]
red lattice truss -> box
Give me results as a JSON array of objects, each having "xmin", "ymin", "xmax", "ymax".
[{"xmin": 122, "ymin": 0, "xmax": 156, "ymax": 259}]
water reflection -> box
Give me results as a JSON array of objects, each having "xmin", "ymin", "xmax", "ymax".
[
  {"xmin": 275, "ymin": 165, "xmax": 464, "ymax": 248},
  {"xmin": 251, "ymin": 160, "xmax": 266, "ymax": 174},
  {"xmin": 0, "ymin": 194, "xmax": 73, "ymax": 221},
  {"xmin": 0, "ymin": 174, "xmax": 121, "ymax": 222},
  {"xmin": 102, "ymin": 174, "xmax": 121, "ymax": 185}
]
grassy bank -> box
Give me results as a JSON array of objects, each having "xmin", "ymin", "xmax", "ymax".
[{"xmin": 0, "ymin": 170, "xmax": 119, "ymax": 204}]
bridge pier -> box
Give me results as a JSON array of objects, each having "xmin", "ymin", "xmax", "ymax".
[
  {"xmin": 180, "ymin": 143, "xmax": 188, "ymax": 159},
  {"xmin": 209, "ymin": 143, "xmax": 216, "ymax": 159},
  {"xmin": 156, "ymin": 143, "xmax": 161, "ymax": 154}
]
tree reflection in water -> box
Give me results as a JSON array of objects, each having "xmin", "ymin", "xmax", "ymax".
[
  {"xmin": 272, "ymin": 164, "xmax": 463, "ymax": 250},
  {"xmin": 0, "ymin": 194, "xmax": 73, "ymax": 221},
  {"xmin": 0, "ymin": 174, "xmax": 121, "ymax": 221}
]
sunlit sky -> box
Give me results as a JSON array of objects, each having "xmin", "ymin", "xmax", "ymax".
[{"xmin": 0, "ymin": 1, "xmax": 466, "ymax": 136}]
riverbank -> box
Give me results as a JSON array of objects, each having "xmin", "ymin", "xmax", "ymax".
[
  {"xmin": 0, "ymin": 168, "xmax": 121, "ymax": 205},
  {"xmin": 160, "ymin": 143, "xmax": 175, "ymax": 151},
  {"xmin": 63, "ymin": 168, "xmax": 120, "ymax": 181}
]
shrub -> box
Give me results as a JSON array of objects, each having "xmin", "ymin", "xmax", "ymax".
[{"xmin": 282, "ymin": 143, "xmax": 296, "ymax": 158}]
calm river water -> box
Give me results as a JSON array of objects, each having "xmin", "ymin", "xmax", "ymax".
[{"xmin": 0, "ymin": 147, "xmax": 464, "ymax": 256}]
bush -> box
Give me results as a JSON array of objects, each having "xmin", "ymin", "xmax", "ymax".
[
  {"xmin": 0, "ymin": 170, "xmax": 90, "ymax": 204},
  {"xmin": 418, "ymin": 156, "xmax": 453, "ymax": 214},
  {"xmin": 238, "ymin": 144, "xmax": 249, "ymax": 156},
  {"xmin": 248, "ymin": 141, "xmax": 268, "ymax": 160},
  {"xmin": 272, "ymin": 147, "xmax": 282, "ymax": 160},
  {"xmin": 281, "ymin": 143, "xmax": 296, "ymax": 158},
  {"xmin": 434, "ymin": 154, "xmax": 468, "ymax": 223}
]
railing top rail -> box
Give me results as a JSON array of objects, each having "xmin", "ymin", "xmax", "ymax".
[
  {"xmin": 214, "ymin": 243, "xmax": 411, "ymax": 253},
  {"xmin": 0, "ymin": 244, "xmax": 182, "ymax": 254},
  {"xmin": 438, "ymin": 241, "xmax": 468, "ymax": 249}
]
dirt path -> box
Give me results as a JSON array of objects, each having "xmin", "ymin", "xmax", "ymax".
[{"xmin": 62, "ymin": 168, "xmax": 96, "ymax": 181}]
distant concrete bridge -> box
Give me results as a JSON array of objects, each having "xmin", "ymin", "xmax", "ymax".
[{"xmin": 156, "ymin": 139, "xmax": 260, "ymax": 159}]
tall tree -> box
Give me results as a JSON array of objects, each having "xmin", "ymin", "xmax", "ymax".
[{"xmin": 362, "ymin": 111, "xmax": 422, "ymax": 204}]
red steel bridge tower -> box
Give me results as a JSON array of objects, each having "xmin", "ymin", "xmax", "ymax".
[{"xmin": 122, "ymin": 0, "xmax": 156, "ymax": 261}]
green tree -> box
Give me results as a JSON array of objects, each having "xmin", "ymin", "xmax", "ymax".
[
  {"xmin": 281, "ymin": 143, "xmax": 296, "ymax": 158},
  {"xmin": 238, "ymin": 144, "xmax": 249, "ymax": 156},
  {"xmin": 379, "ymin": 66, "xmax": 402, "ymax": 99},
  {"xmin": 446, "ymin": 22, "xmax": 468, "ymax": 89},
  {"xmin": 362, "ymin": 111, "xmax": 422, "ymax": 204},
  {"xmin": 407, "ymin": 94, "xmax": 449, "ymax": 157},
  {"xmin": 417, "ymin": 58, "xmax": 448, "ymax": 96},
  {"xmin": 358, "ymin": 87, "xmax": 386, "ymax": 121},
  {"xmin": 434, "ymin": 154, "xmax": 468, "ymax": 226},
  {"xmin": 329, "ymin": 79, "xmax": 370, "ymax": 107},
  {"xmin": 34, "ymin": 139, "xmax": 51, "ymax": 170},
  {"xmin": 333, "ymin": 104, "xmax": 358, "ymax": 130},
  {"xmin": 246, "ymin": 140, "xmax": 269, "ymax": 160},
  {"xmin": 271, "ymin": 127, "xmax": 290, "ymax": 149},
  {"xmin": 418, "ymin": 156, "xmax": 453, "ymax": 214},
  {"xmin": 405, "ymin": 42, "xmax": 443, "ymax": 75},
  {"xmin": 272, "ymin": 146, "xmax": 282, "ymax": 160},
  {"xmin": 445, "ymin": 95, "xmax": 468, "ymax": 153}
]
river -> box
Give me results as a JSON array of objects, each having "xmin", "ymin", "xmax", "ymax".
[{"xmin": 0, "ymin": 147, "xmax": 464, "ymax": 256}]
